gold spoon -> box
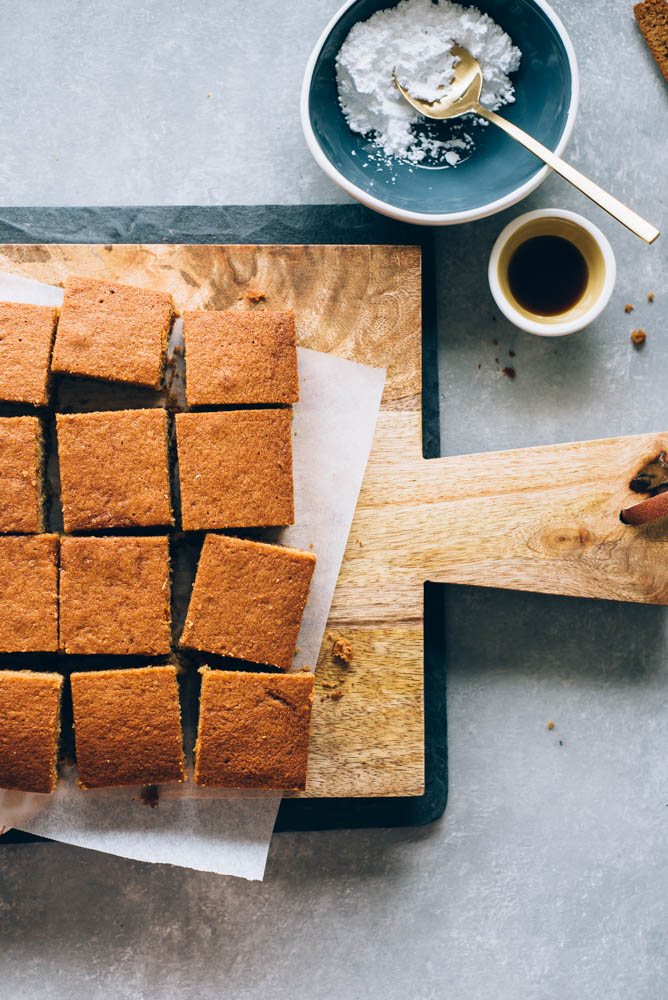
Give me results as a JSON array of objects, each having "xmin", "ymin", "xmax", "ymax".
[{"xmin": 394, "ymin": 45, "xmax": 659, "ymax": 245}]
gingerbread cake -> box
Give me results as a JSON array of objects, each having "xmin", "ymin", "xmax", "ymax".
[
  {"xmin": 181, "ymin": 534, "xmax": 316, "ymax": 670},
  {"xmin": 183, "ymin": 309, "xmax": 299, "ymax": 406},
  {"xmin": 0, "ymin": 416, "xmax": 46, "ymax": 533},
  {"xmin": 175, "ymin": 409, "xmax": 294, "ymax": 530},
  {"xmin": 0, "ymin": 302, "xmax": 58, "ymax": 407},
  {"xmin": 0, "ymin": 535, "xmax": 59, "ymax": 653},
  {"xmin": 0, "ymin": 670, "xmax": 64, "ymax": 793},
  {"xmin": 70, "ymin": 665, "xmax": 185, "ymax": 789},
  {"xmin": 59, "ymin": 535, "xmax": 171, "ymax": 655},
  {"xmin": 194, "ymin": 667, "xmax": 314, "ymax": 790},
  {"xmin": 51, "ymin": 275, "xmax": 173, "ymax": 389},
  {"xmin": 57, "ymin": 408, "xmax": 172, "ymax": 532},
  {"xmin": 634, "ymin": 0, "xmax": 668, "ymax": 83}
]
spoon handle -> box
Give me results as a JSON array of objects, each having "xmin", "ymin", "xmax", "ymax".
[{"xmin": 477, "ymin": 105, "xmax": 660, "ymax": 245}]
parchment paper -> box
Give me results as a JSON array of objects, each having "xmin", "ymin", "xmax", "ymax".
[{"xmin": 0, "ymin": 272, "xmax": 386, "ymax": 879}]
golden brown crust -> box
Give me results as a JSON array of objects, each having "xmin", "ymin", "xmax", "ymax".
[
  {"xmin": 181, "ymin": 534, "xmax": 316, "ymax": 670},
  {"xmin": 57, "ymin": 408, "xmax": 172, "ymax": 532},
  {"xmin": 52, "ymin": 275, "xmax": 173, "ymax": 389},
  {"xmin": 183, "ymin": 309, "xmax": 299, "ymax": 406},
  {"xmin": 634, "ymin": 0, "xmax": 668, "ymax": 82},
  {"xmin": 59, "ymin": 535, "xmax": 172, "ymax": 655},
  {"xmin": 0, "ymin": 302, "xmax": 57, "ymax": 407},
  {"xmin": 175, "ymin": 409, "xmax": 294, "ymax": 530},
  {"xmin": 0, "ymin": 416, "xmax": 44, "ymax": 533},
  {"xmin": 0, "ymin": 535, "xmax": 59, "ymax": 652},
  {"xmin": 70, "ymin": 666, "xmax": 185, "ymax": 789},
  {"xmin": 194, "ymin": 668, "xmax": 314, "ymax": 789},
  {"xmin": 0, "ymin": 670, "xmax": 64, "ymax": 793}
]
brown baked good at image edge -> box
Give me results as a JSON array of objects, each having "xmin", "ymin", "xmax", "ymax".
[
  {"xmin": 0, "ymin": 534, "xmax": 59, "ymax": 653},
  {"xmin": 0, "ymin": 670, "xmax": 64, "ymax": 793},
  {"xmin": 634, "ymin": 0, "xmax": 668, "ymax": 83},
  {"xmin": 0, "ymin": 415, "xmax": 47, "ymax": 534},
  {"xmin": 0, "ymin": 302, "xmax": 58, "ymax": 407}
]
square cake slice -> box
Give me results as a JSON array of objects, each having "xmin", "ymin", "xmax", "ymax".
[
  {"xmin": 57, "ymin": 408, "xmax": 172, "ymax": 532},
  {"xmin": 0, "ymin": 302, "xmax": 58, "ymax": 406},
  {"xmin": 0, "ymin": 670, "xmax": 64, "ymax": 793},
  {"xmin": 70, "ymin": 665, "xmax": 185, "ymax": 789},
  {"xmin": 51, "ymin": 275, "xmax": 173, "ymax": 389},
  {"xmin": 0, "ymin": 416, "xmax": 45, "ymax": 533},
  {"xmin": 181, "ymin": 534, "xmax": 316, "ymax": 670},
  {"xmin": 183, "ymin": 309, "xmax": 299, "ymax": 406},
  {"xmin": 194, "ymin": 668, "xmax": 314, "ymax": 790},
  {"xmin": 176, "ymin": 409, "xmax": 294, "ymax": 530},
  {"xmin": 0, "ymin": 535, "xmax": 59, "ymax": 652},
  {"xmin": 59, "ymin": 535, "xmax": 171, "ymax": 655}
]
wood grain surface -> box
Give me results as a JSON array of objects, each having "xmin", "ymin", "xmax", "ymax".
[{"xmin": 2, "ymin": 244, "xmax": 667, "ymax": 799}]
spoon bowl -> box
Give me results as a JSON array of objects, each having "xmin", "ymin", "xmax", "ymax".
[{"xmin": 393, "ymin": 45, "xmax": 483, "ymax": 119}]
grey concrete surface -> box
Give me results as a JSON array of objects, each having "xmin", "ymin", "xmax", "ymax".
[{"xmin": 1, "ymin": 1, "xmax": 668, "ymax": 998}]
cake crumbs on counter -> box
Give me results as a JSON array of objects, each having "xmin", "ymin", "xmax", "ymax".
[
  {"xmin": 356, "ymin": 538, "xmax": 363, "ymax": 547},
  {"xmin": 501, "ymin": 366, "xmax": 516, "ymax": 379},
  {"xmin": 625, "ymin": 303, "xmax": 634, "ymax": 313},
  {"xmin": 325, "ymin": 690, "xmax": 343, "ymax": 701},
  {"xmin": 140, "ymin": 784, "xmax": 160, "ymax": 808},
  {"xmin": 332, "ymin": 635, "xmax": 354, "ymax": 664},
  {"xmin": 547, "ymin": 720, "xmax": 554, "ymax": 730},
  {"xmin": 631, "ymin": 329, "xmax": 647, "ymax": 347},
  {"xmin": 246, "ymin": 289, "xmax": 266, "ymax": 302},
  {"xmin": 648, "ymin": 292, "xmax": 655, "ymax": 302}
]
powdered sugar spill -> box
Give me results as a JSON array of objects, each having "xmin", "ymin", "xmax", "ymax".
[{"xmin": 336, "ymin": 0, "xmax": 521, "ymax": 166}]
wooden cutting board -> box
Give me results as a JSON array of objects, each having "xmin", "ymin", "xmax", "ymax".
[{"xmin": 3, "ymin": 243, "xmax": 668, "ymax": 800}]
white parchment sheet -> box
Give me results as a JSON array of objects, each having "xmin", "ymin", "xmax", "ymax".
[{"xmin": 0, "ymin": 272, "xmax": 386, "ymax": 879}]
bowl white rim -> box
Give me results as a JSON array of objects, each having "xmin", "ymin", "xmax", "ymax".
[
  {"xmin": 487, "ymin": 208, "xmax": 617, "ymax": 336},
  {"xmin": 300, "ymin": 0, "xmax": 580, "ymax": 226}
]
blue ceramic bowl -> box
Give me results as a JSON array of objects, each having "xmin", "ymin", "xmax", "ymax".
[{"xmin": 301, "ymin": 0, "xmax": 579, "ymax": 225}]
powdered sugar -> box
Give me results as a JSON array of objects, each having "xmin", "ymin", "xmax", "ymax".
[{"xmin": 336, "ymin": 0, "xmax": 521, "ymax": 165}]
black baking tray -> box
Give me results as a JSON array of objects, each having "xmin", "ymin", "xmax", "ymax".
[{"xmin": 0, "ymin": 205, "xmax": 447, "ymax": 837}]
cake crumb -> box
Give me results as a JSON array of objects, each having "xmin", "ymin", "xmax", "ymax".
[
  {"xmin": 140, "ymin": 784, "xmax": 160, "ymax": 808},
  {"xmin": 356, "ymin": 538, "xmax": 363, "ymax": 547},
  {"xmin": 332, "ymin": 635, "xmax": 354, "ymax": 664},
  {"xmin": 547, "ymin": 720, "xmax": 554, "ymax": 731},
  {"xmin": 625, "ymin": 303, "xmax": 634, "ymax": 313},
  {"xmin": 648, "ymin": 292, "xmax": 655, "ymax": 302},
  {"xmin": 631, "ymin": 328, "xmax": 647, "ymax": 347},
  {"xmin": 326, "ymin": 690, "xmax": 343, "ymax": 701},
  {"xmin": 246, "ymin": 289, "xmax": 266, "ymax": 303},
  {"xmin": 501, "ymin": 366, "xmax": 516, "ymax": 379}
]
